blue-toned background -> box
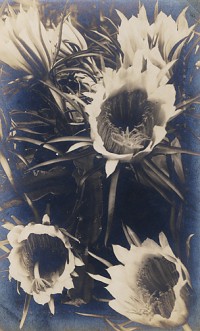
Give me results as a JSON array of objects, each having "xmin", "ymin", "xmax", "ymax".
[{"xmin": 0, "ymin": 0, "xmax": 200, "ymax": 330}]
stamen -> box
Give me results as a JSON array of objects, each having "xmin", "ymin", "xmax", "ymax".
[
  {"xmin": 111, "ymin": 126, "xmax": 150, "ymax": 153},
  {"xmin": 32, "ymin": 262, "xmax": 51, "ymax": 294}
]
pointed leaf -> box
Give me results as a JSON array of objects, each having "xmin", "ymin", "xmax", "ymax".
[
  {"xmin": 20, "ymin": 294, "xmax": 32, "ymax": 329},
  {"xmin": 122, "ymin": 224, "xmax": 141, "ymax": 247},
  {"xmin": 48, "ymin": 136, "xmax": 92, "ymax": 143},
  {"xmin": 154, "ymin": 145, "xmax": 200, "ymax": 156},
  {"xmin": 105, "ymin": 167, "xmax": 120, "ymax": 246},
  {"xmin": 9, "ymin": 136, "xmax": 62, "ymax": 154},
  {"xmin": 143, "ymin": 159, "xmax": 184, "ymax": 200},
  {"xmin": 154, "ymin": 1, "xmax": 159, "ymax": 20},
  {"xmin": 88, "ymin": 251, "xmax": 112, "ymax": 267},
  {"xmin": 138, "ymin": 167, "xmax": 173, "ymax": 204},
  {"xmin": 186, "ymin": 234, "xmax": 194, "ymax": 260},
  {"xmin": 0, "ymin": 151, "xmax": 15, "ymax": 189},
  {"xmin": 28, "ymin": 148, "xmax": 94, "ymax": 171}
]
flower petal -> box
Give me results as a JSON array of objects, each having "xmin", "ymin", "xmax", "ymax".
[
  {"xmin": 112, "ymin": 245, "xmax": 129, "ymax": 264},
  {"xmin": 105, "ymin": 160, "xmax": 119, "ymax": 177}
]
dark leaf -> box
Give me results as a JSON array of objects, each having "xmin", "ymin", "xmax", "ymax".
[{"xmin": 105, "ymin": 167, "xmax": 120, "ymax": 246}]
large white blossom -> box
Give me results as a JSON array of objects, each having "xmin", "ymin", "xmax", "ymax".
[
  {"xmin": 90, "ymin": 232, "xmax": 191, "ymax": 328},
  {"xmin": 117, "ymin": 5, "xmax": 194, "ymax": 73},
  {"xmin": 7, "ymin": 215, "xmax": 83, "ymax": 311},
  {"xmin": 86, "ymin": 51, "xmax": 178, "ymax": 176}
]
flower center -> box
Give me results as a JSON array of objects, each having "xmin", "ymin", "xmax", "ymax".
[
  {"xmin": 137, "ymin": 255, "xmax": 179, "ymax": 318},
  {"xmin": 97, "ymin": 89, "xmax": 156, "ymax": 155},
  {"xmin": 21, "ymin": 234, "xmax": 69, "ymax": 288}
]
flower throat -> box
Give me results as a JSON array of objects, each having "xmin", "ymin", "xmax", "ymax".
[{"xmin": 97, "ymin": 89, "xmax": 155, "ymax": 155}]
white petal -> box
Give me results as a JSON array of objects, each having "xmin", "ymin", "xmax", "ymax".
[
  {"xmin": 33, "ymin": 290, "xmax": 51, "ymax": 305},
  {"xmin": 176, "ymin": 7, "xmax": 188, "ymax": 31},
  {"xmin": 151, "ymin": 125, "xmax": 167, "ymax": 148},
  {"xmin": 159, "ymin": 232, "xmax": 170, "ymax": 248},
  {"xmin": 7, "ymin": 225, "xmax": 24, "ymax": 246},
  {"xmin": 74, "ymin": 256, "xmax": 84, "ymax": 266},
  {"xmin": 105, "ymin": 159, "xmax": 119, "ymax": 177},
  {"xmin": 107, "ymin": 265, "xmax": 125, "ymax": 282},
  {"xmin": 109, "ymin": 298, "xmax": 148, "ymax": 325},
  {"xmin": 148, "ymin": 84, "xmax": 176, "ymax": 107},
  {"xmin": 142, "ymin": 238, "xmax": 161, "ymax": 250},
  {"xmin": 112, "ymin": 245, "xmax": 129, "ymax": 264},
  {"xmin": 48, "ymin": 297, "xmax": 55, "ymax": 315},
  {"xmin": 88, "ymin": 272, "xmax": 110, "ymax": 285}
]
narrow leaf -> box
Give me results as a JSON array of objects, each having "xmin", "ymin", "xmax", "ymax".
[
  {"xmin": 0, "ymin": 151, "xmax": 15, "ymax": 189},
  {"xmin": 143, "ymin": 159, "xmax": 184, "ymax": 200},
  {"xmin": 56, "ymin": 67, "xmax": 97, "ymax": 82},
  {"xmin": 9, "ymin": 136, "xmax": 62, "ymax": 154},
  {"xmin": 11, "ymin": 215, "xmax": 23, "ymax": 225},
  {"xmin": 2, "ymin": 222, "xmax": 14, "ymax": 231},
  {"xmin": 0, "ymin": 199, "xmax": 22, "ymax": 211},
  {"xmin": 154, "ymin": 1, "xmax": 159, "ymax": 20},
  {"xmin": 9, "ymin": 151, "xmax": 29, "ymax": 167},
  {"xmin": 175, "ymin": 94, "xmax": 200, "ymax": 112},
  {"xmin": 85, "ymin": 35, "xmax": 114, "ymax": 55},
  {"xmin": 40, "ymin": 80, "xmax": 84, "ymax": 112},
  {"xmin": 138, "ymin": 167, "xmax": 173, "ymax": 205},
  {"xmin": 28, "ymin": 148, "xmax": 94, "ymax": 171},
  {"xmin": 48, "ymin": 136, "xmax": 92, "ymax": 143},
  {"xmin": 20, "ymin": 294, "xmax": 32, "ymax": 329},
  {"xmin": 154, "ymin": 145, "xmax": 200, "ymax": 156},
  {"xmin": 0, "ymin": 240, "xmax": 10, "ymax": 253},
  {"xmin": 88, "ymin": 251, "xmax": 112, "ymax": 267},
  {"xmin": 105, "ymin": 167, "xmax": 120, "ymax": 246},
  {"xmin": 77, "ymin": 161, "xmax": 105, "ymax": 188},
  {"xmin": 186, "ymin": 234, "xmax": 194, "ymax": 260},
  {"xmin": 67, "ymin": 142, "xmax": 92, "ymax": 153},
  {"xmin": 23, "ymin": 193, "xmax": 40, "ymax": 222},
  {"xmin": 122, "ymin": 224, "xmax": 141, "ymax": 247}
]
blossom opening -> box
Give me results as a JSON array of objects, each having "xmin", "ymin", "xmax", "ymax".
[{"xmin": 97, "ymin": 89, "xmax": 155, "ymax": 155}]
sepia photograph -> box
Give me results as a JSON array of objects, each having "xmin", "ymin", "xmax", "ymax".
[{"xmin": 0, "ymin": 0, "xmax": 200, "ymax": 330}]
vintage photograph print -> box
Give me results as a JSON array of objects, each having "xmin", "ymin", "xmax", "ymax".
[{"xmin": 0, "ymin": 0, "xmax": 200, "ymax": 330}]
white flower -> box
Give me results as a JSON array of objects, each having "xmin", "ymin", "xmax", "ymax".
[
  {"xmin": 90, "ymin": 232, "xmax": 192, "ymax": 328},
  {"xmin": 117, "ymin": 6, "xmax": 193, "ymax": 73},
  {"xmin": 86, "ymin": 51, "xmax": 177, "ymax": 176},
  {"xmin": 0, "ymin": 5, "xmax": 59, "ymax": 79},
  {"xmin": 0, "ymin": 5, "xmax": 88, "ymax": 80},
  {"xmin": 7, "ymin": 215, "xmax": 83, "ymax": 310}
]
